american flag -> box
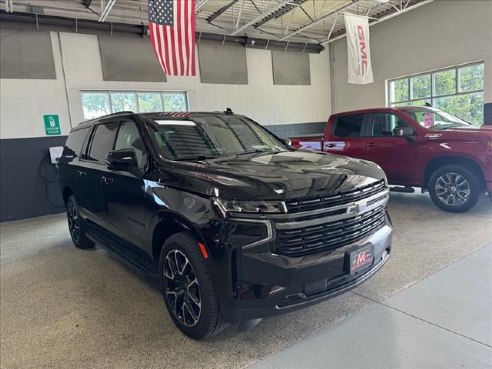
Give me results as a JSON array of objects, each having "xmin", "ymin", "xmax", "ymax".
[{"xmin": 148, "ymin": 0, "xmax": 196, "ymax": 76}]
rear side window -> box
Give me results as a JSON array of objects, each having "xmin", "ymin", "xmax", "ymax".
[
  {"xmin": 87, "ymin": 122, "xmax": 119, "ymax": 162},
  {"xmin": 64, "ymin": 128, "xmax": 89, "ymax": 157},
  {"xmin": 334, "ymin": 114, "xmax": 365, "ymax": 137}
]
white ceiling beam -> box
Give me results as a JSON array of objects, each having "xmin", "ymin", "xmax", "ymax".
[
  {"xmin": 230, "ymin": 0, "xmax": 293, "ymax": 36},
  {"xmin": 196, "ymin": 0, "xmax": 208, "ymax": 12},
  {"xmin": 5, "ymin": 0, "xmax": 13, "ymax": 13},
  {"xmin": 99, "ymin": 0, "xmax": 116, "ymax": 22},
  {"xmin": 321, "ymin": 0, "xmax": 434, "ymax": 45},
  {"xmin": 279, "ymin": 1, "xmax": 357, "ymax": 41}
]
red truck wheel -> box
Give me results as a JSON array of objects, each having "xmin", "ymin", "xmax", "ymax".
[{"xmin": 428, "ymin": 165, "xmax": 483, "ymax": 213}]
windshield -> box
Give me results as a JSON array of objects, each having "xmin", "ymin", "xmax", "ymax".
[
  {"xmin": 147, "ymin": 115, "xmax": 288, "ymax": 161},
  {"xmin": 400, "ymin": 107, "xmax": 471, "ymax": 130}
]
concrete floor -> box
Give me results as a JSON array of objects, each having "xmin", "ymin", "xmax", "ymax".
[
  {"xmin": 1, "ymin": 193, "xmax": 491, "ymax": 369},
  {"xmin": 250, "ymin": 244, "xmax": 492, "ymax": 369}
]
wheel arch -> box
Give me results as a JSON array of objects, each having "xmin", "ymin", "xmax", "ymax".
[
  {"xmin": 62, "ymin": 187, "xmax": 74, "ymax": 206},
  {"xmin": 150, "ymin": 212, "xmax": 209, "ymax": 262},
  {"xmin": 423, "ymin": 156, "xmax": 485, "ymax": 189}
]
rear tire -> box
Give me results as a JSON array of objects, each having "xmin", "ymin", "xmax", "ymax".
[
  {"xmin": 66, "ymin": 195, "xmax": 95, "ymax": 249},
  {"xmin": 428, "ymin": 165, "xmax": 483, "ymax": 213},
  {"xmin": 159, "ymin": 232, "xmax": 228, "ymax": 340}
]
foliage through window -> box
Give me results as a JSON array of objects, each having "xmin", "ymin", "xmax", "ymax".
[
  {"xmin": 81, "ymin": 91, "xmax": 188, "ymax": 119},
  {"xmin": 388, "ymin": 62, "xmax": 484, "ymax": 125}
]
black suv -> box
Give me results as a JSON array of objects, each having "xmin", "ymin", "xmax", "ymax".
[{"xmin": 59, "ymin": 110, "xmax": 392, "ymax": 339}]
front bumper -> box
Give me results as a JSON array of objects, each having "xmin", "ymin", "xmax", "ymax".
[{"xmin": 220, "ymin": 220, "xmax": 392, "ymax": 324}]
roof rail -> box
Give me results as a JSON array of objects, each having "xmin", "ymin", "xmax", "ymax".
[{"xmin": 103, "ymin": 111, "xmax": 134, "ymax": 117}]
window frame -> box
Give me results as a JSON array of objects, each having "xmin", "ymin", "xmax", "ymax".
[
  {"xmin": 80, "ymin": 90, "xmax": 189, "ymax": 120},
  {"xmin": 387, "ymin": 61, "xmax": 484, "ymax": 124}
]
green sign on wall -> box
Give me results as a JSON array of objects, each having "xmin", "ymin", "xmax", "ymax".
[{"xmin": 43, "ymin": 114, "xmax": 61, "ymax": 136}]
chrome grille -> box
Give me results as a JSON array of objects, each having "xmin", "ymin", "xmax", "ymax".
[
  {"xmin": 275, "ymin": 205, "xmax": 386, "ymax": 257},
  {"xmin": 285, "ymin": 179, "xmax": 386, "ymax": 213}
]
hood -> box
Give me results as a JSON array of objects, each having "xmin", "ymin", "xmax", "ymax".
[
  {"xmin": 169, "ymin": 151, "xmax": 386, "ymax": 200},
  {"xmin": 433, "ymin": 125, "xmax": 492, "ymax": 141}
]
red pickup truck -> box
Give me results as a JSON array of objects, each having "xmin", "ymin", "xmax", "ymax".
[{"xmin": 291, "ymin": 106, "xmax": 492, "ymax": 213}]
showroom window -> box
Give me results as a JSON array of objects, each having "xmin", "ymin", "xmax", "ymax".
[
  {"xmin": 81, "ymin": 91, "xmax": 188, "ymax": 119},
  {"xmin": 387, "ymin": 62, "xmax": 484, "ymax": 125}
]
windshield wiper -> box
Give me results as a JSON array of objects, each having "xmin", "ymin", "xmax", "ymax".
[
  {"xmin": 173, "ymin": 155, "xmax": 221, "ymax": 161},
  {"xmin": 235, "ymin": 149, "xmax": 278, "ymax": 156}
]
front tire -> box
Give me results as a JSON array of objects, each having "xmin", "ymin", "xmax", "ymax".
[
  {"xmin": 66, "ymin": 195, "xmax": 95, "ymax": 249},
  {"xmin": 159, "ymin": 233, "xmax": 228, "ymax": 340},
  {"xmin": 428, "ymin": 165, "xmax": 483, "ymax": 213}
]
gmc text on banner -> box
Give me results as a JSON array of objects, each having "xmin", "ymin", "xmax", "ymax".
[{"xmin": 344, "ymin": 13, "xmax": 374, "ymax": 85}]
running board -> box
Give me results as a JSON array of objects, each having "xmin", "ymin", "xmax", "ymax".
[
  {"xmin": 389, "ymin": 186, "xmax": 415, "ymax": 193},
  {"xmin": 86, "ymin": 228, "xmax": 159, "ymax": 277}
]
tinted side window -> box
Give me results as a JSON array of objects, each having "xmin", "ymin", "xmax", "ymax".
[
  {"xmin": 114, "ymin": 120, "xmax": 147, "ymax": 168},
  {"xmin": 87, "ymin": 122, "xmax": 119, "ymax": 162},
  {"xmin": 64, "ymin": 128, "xmax": 89, "ymax": 158},
  {"xmin": 370, "ymin": 113, "xmax": 411, "ymax": 137},
  {"xmin": 334, "ymin": 114, "xmax": 365, "ymax": 137}
]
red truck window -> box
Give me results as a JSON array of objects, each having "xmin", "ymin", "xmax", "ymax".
[
  {"xmin": 334, "ymin": 114, "xmax": 365, "ymax": 137},
  {"xmin": 370, "ymin": 113, "xmax": 411, "ymax": 137}
]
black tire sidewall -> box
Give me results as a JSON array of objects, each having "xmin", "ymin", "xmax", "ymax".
[
  {"xmin": 66, "ymin": 195, "xmax": 93, "ymax": 249},
  {"xmin": 428, "ymin": 165, "xmax": 482, "ymax": 213},
  {"xmin": 159, "ymin": 233, "xmax": 218, "ymax": 340}
]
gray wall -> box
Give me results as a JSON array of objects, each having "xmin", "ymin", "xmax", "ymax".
[
  {"xmin": 272, "ymin": 51, "xmax": 311, "ymax": 85},
  {"xmin": 330, "ymin": 1, "xmax": 492, "ymax": 115},
  {"xmin": 0, "ymin": 136, "xmax": 67, "ymax": 221},
  {"xmin": 0, "ymin": 29, "xmax": 56, "ymax": 79},
  {"xmin": 99, "ymin": 36, "xmax": 167, "ymax": 82},
  {"xmin": 198, "ymin": 40, "xmax": 248, "ymax": 84}
]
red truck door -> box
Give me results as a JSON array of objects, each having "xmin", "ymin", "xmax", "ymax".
[
  {"xmin": 361, "ymin": 112, "xmax": 420, "ymax": 184},
  {"xmin": 323, "ymin": 113, "xmax": 368, "ymax": 159}
]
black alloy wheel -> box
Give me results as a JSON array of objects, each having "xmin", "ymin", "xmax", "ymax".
[
  {"xmin": 163, "ymin": 249, "xmax": 202, "ymax": 327},
  {"xmin": 428, "ymin": 165, "xmax": 483, "ymax": 213},
  {"xmin": 66, "ymin": 195, "xmax": 94, "ymax": 249},
  {"xmin": 159, "ymin": 233, "xmax": 228, "ymax": 339}
]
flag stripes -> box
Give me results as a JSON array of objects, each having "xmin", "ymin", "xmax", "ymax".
[{"xmin": 149, "ymin": 0, "xmax": 196, "ymax": 76}]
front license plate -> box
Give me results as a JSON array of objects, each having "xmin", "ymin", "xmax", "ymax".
[{"xmin": 349, "ymin": 246, "xmax": 374, "ymax": 274}]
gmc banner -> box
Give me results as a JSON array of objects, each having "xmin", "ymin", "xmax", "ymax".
[{"xmin": 344, "ymin": 13, "xmax": 374, "ymax": 84}]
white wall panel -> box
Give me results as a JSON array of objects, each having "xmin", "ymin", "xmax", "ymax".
[
  {"xmin": 0, "ymin": 80, "xmax": 71, "ymax": 138},
  {"xmin": 59, "ymin": 33, "xmax": 104, "ymax": 81},
  {"xmin": 1, "ymin": 32, "xmax": 331, "ymax": 138},
  {"xmin": 331, "ymin": 0, "xmax": 492, "ymax": 112}
]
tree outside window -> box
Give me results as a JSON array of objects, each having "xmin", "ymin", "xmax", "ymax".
[
  {"xmin": 388, "ymin": 62, "xmax": 484, "ymax": 125},
  {"xmin": 81, "ymin": 91, "xmax": 188, "ymax": 119}
]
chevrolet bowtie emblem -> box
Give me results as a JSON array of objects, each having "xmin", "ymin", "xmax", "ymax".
[{"xmin": 348, "ymin": 200, "xmax": 368, "ymax": 214}]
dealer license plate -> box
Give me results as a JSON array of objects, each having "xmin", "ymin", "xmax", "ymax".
[{"xmin": 349, "ymin": 246, "xmax": 374, "ymax": 274}]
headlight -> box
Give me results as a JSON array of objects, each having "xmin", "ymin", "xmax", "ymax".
[{"xmin": 214, "ymin": 198, "xmax": 286, "ymax": 214}]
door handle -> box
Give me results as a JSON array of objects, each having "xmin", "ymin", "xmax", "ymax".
[
  {"xmin": 101, "ymin": 176, "xmax": 113, "ymax": 185},
  {"xmin": 365, "ymin": 142, "xmax": 378, "ymax": 148},
  {"xmin": 77, "ymin": 170, "xmax": 87, "ymax": 177}
]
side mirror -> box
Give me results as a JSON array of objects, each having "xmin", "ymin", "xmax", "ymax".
[
  {"xmin": 283, "ymin": 138, "xmax": 292, "ymax": 146},
  {"xmin": 106, "ymin": 148, "xmax": 138, "ymax": 171},
  {"xmin": 394, "ymin": 127, "xmax": 416, "ymax": 140}
]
